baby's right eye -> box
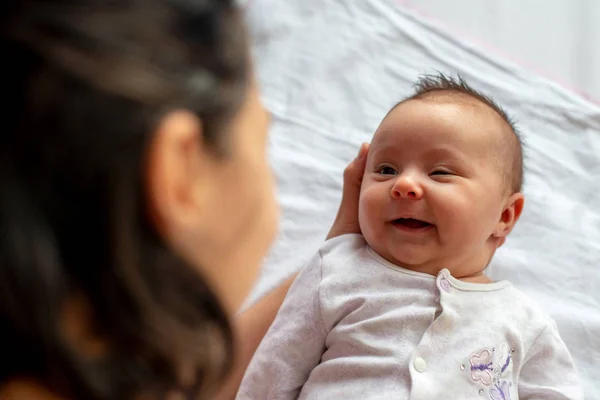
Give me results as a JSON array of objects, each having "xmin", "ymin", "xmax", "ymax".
[{"xmin": 377, "ymin": 166, "xmax": 398, "ymax": 176}]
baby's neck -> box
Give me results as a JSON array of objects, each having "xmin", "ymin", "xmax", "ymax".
[
  {"xmin": 458, "ymin": 272, "xmax": 493, "ymax": 284},
  {"xmin": 376, "ymin": 249, "xmax": 494, "ymax": 283}
]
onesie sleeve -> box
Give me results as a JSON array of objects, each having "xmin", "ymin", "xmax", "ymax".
[
  {"xmin": 518, "ymin": 321, "xmax": 584, "ymax": 400},
  {"xmin": 236, "ymin": 250, "xmax": 328, "ymax": 400}
]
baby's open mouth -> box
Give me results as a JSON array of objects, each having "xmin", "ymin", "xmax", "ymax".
[{"xmin": 392, "ymin": 218, "xmax": 433, "ymax": 230}]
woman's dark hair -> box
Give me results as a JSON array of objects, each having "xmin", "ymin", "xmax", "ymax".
[{"xmin": 0, "ymin": 0, "xmax": 249, "ymax": 399}]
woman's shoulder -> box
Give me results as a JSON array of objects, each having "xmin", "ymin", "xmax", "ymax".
[{"xmin": 0, "ymin": 380, "xmax": 63, "ymax": 400}]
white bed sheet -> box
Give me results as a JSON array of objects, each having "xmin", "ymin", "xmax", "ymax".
[
  {"xmin": 401, "ymin": 0, "xmax": 600, "ymax": 101},
  {"xmin": 244, "ymin": 0, "xmax": 600, "ymax": 397}
]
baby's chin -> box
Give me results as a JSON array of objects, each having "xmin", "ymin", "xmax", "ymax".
[{"xmin": 361, "ymin": 223, "xmax": 441, "ymax": 274}]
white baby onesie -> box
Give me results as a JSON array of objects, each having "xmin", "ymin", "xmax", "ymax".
[{"xmin": 238, "ymin": 234, "xmax": 583, "ymax": 400}]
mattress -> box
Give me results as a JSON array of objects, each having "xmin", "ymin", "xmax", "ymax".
[{"xmin": 244, "ymin": 0, "xmax": 600, "ymax": 397}]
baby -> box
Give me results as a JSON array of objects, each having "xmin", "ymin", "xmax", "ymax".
[{"xmin": 237, "ymin": 74, "xmax": 582, "ymax": 399}]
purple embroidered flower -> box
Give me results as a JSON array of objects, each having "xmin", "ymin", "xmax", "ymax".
[
  {"xmin": 470, "ymin": 349, "xmax": 494, "ymax": 385},
  {"xmin": 500, "ymin": 353, "xmax": 511, "ymax": 373},
  {"xmin": 489, "ymin": 380, "xmax": 511, "ymax": 400}
]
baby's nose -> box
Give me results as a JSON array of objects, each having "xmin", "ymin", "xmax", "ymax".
[{"xmin": 391, "ymin": 176, "xmax": 423, "ymax": 200}]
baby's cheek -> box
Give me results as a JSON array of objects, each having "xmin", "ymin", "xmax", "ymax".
[{"xmin": 358, "ymin": 188, "xmax": 381, "ymax": 242}]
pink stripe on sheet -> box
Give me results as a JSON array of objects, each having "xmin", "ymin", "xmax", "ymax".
[{"xmin": 393, "ymin": 0, "xmax": 600, "ymax": 106}]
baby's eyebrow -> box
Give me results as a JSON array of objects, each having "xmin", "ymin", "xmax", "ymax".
[
  {"xmin": 369, "ymin": 145, "xmax": 468, "ymax": 165},
  {"xmin": 367, "ymin": 145, "xmax": 393, "ymax": 159},
  {"xmin": 423, "ymin": 147, "xmax": 464, "ymax": 160},
  {"xmin": 425, "ymin": 146, "xmax": 455, "ymax": 155}
]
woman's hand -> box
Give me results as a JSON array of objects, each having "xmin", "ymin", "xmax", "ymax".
[{"xmin": 327, "ymin": 142, "xmax": 369, "ymax": 240}]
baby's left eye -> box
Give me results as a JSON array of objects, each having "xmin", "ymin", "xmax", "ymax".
[
  {"xmin": 377, "ymin": 166, "xmax": 398, "ymax": 176},
  {"xmin": 430, "ymin": 170, "xmax": 452, "ymax": 176}
]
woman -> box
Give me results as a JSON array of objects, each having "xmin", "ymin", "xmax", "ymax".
[{"xmin": 0, "ymin": 0, "xmax": 368, "ymax": 399}]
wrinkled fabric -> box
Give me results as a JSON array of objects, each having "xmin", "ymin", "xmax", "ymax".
[
  {"xmin": 244, "ymin": 1, "xmax": 600, "ymax": 397},
  {"xmin": 239, "ymin": 235, "xmax": 582, "ymax": 399}
]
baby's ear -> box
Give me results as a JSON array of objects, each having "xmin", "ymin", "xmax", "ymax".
[{"xmin": 493, "ymin": 192, "xmax": 525, "ymax": 240}]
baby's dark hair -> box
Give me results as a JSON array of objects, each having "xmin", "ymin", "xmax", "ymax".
[{"xmin": 398, "ymin": 73, "xmax": 524, "ymax": 193}]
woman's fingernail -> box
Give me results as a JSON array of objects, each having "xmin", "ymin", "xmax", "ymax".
[
  {"xmin": 358, "ymin": 143, "xmax": 367, "ymax": 159},
  {"xmin": 356, "ymin": 145, "xmax": 363, "ymax": 159}
]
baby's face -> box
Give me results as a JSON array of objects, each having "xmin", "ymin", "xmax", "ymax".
[{"xmin": 359, "ymin": 98, "xmax": 513, "ymax": 278}]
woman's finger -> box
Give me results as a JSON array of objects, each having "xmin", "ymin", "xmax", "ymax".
[{"xmin": 326, "ymin": 142, "xmax": 369, "ymax": 240}]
